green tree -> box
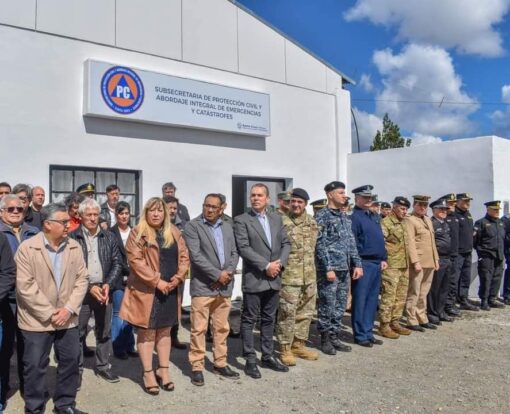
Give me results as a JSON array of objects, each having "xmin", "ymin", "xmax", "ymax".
[{"xmin": 370, "ymin": 113, "xmax": 411, "ymax": 151}]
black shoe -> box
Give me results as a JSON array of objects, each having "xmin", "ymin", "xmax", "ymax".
[
  {"xmin": 369, "ymin": 338, "xmax": 383, "ymax": 345},
  {"xmin": 320, "ymin": 332, "xmax": 336, "ymax": 355},
  {"xmin": 440, "ymin": 315, "xmax": 454, "ymax": 322},
  {"xmin": 445, "ymin": 307, "xmax": 461, "ymax": 317},
  {"xmin": 407, "ymin": 325, "xmax": 425, "ymax": 332},
  {"xmin": 127, "ymin": 351, "xmax": 139, "ymax": 357},
  {"xmin": 260, "ymin": 356, "xmax": 289, "ymax": 372},
  {"xmin": 213, "ymin": 365, "xmax": 240, "ymax": 379},
  {"xmin": 244, "ymin": 362, "xmax": 261, "ymax": 379},
  {"xmin": 420, "ymin": 323, "xmax": 437, "ymax": 330},
  {"xmin": 480, "ymin": 301, "xmax": 491, "ymax": 311},
  {"xmin": 114, "ymin": 352, "xmax": 129, "ymax": 360},
  {"xmin": 489, "ymin": 301, "xmax": 505, "ymax": 309},
  {"xmin": 430, "ymin": 319, "xmax": 442, "ymax": 326},
  {"xmin": 459, "ymin": 299, "xmax": 479, "ymax": 311},
  {"xmin": 355, "ymin": 340, "xmax": 373, "ymax": 348},
  {"xmin": 330, "ymin": 334, "xmax": 352, "ymax": 352},
  {"xmin": 95, "ymin": 369, "xmax": 120, "ymax": 383},
  {"xmin": 190, "ymin": 371, "xmax": 204, "ymax": 386},
  {"xmin": 171, "ymin": 337, "xmax": 187, "ymax": 350},
  {"xmin": 53, "ymin": 407, "xmax": 88, "ymax": 414}
]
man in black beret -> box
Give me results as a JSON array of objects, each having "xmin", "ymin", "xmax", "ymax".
[{"xmin": 380, "ymin": 202, "xmax": 392, "ymax": 219}]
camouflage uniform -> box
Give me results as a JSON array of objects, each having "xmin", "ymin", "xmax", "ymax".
[
  {"xmin": 315, "ymin": 208, "xmax": 362, "ymax": 334},
  {"xmin": 378, "ymin": 212, "xmax": 409, "ymax": 324},
  {"xmin": 277, "ymin": 213, "xmax": 318, "ymax": 344}
]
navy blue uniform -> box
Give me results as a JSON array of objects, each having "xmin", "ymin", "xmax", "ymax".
[
  {"xmin": 501, "ymin": 216, "xmax": 510, "ymax": 301},
  {"xmin": 454, "ymin": 206, "xmax": 474, "ymax": 300},
  {"xmin": 350, "ymin": 207, "xmax": 387, "ymax": 343}
]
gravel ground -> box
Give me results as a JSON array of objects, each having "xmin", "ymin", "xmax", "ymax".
[{"xmin": 4, "ymin": 306, "xmax": 510, "ymax": 414}]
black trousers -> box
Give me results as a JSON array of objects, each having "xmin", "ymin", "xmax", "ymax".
[
  {"xmin": 78, "ymin": 292, "xmax": 113, "ymax": 373},
  {"xmin": 427, "ymin": 258, "xmax": 451, "ymax": 322},
  {"xmin": 445, "ymin": 256, "xmax": 459, "ymax": 308},
  {"xmin": 21, "ymin": 327, "xmax": 80, "ymax": 414},
  {"xmin": 502, "ymin": 261, "xmax": 510, "ymax": 300},
  {"xmin": 241, "ymin": 289, "xmax": 279, "ymax": 363},
  {"xmin": 478, "ymin": 256, "xmax": 504, "ymax": 302},
  {"xmin": 457, "ymin": 252, "xmax": 473, "ymax": 300},
  {"xmin": 0, "ymin": 300, "xmax": 24, "ymax": 402}
]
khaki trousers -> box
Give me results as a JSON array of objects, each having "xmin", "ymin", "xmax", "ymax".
[
  {"xmin": 405, "ymin": 267, "xmax": 434, "ymax": 325},
  {"xmin": 189, "ymin": 296, "xmax": 231, "ymax": 371}
]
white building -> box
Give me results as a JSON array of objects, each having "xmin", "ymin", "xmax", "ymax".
[{"xmin": 0, "ymin": 0, "xmax": 354, "ymax": 220}]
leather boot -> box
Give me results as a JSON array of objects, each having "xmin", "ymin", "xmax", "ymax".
[
  {"xmin": 279, "ymin": 344, "xmax": 296, "ymax": 366},
  {"xmin": 390, "ymin": 321, "xmax": 412, "ymax": 336},
  {"xmin": 291, "ymin": 338, "xmax": 319, "ymax": 361},
  {"xmin": 329, "ymin": 333, "xmax": 352, "ymax": 352},
  {"xmin": 379, "ymin": 322, "xmax": 400, "ymax": 339},
  {"xmin": 320, "ymin": 332, "xmax": 336, "ymax": 355}
]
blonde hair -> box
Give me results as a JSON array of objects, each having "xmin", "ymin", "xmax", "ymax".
[{"xmin": 136, "ymin": 197, "xmax": 174, "ymax": 248}]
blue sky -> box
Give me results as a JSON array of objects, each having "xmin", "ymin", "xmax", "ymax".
[{"xmin": 236, "ymin": 0, "xmax": 510, "ymax": 151}]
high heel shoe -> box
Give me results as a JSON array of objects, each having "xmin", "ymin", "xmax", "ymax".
[
  {"xmin": 155, "ymin": 366, "xmax": 175, "ymax": 391},
  {"xmin": 142, "ymin": 369, "xmax": 160, "ymax": 395}
]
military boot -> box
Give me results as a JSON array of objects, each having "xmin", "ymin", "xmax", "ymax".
[
  {"xmin": 379, "ymin": 323, "xmax": 400, "ymax": 339},
  {"xmin": 291, "ymin": 339, "xmax": 319, "ymax": 361},
  {"xmin": 279, "ymin": 344, "xmax": 296, "ymax": 366},
  {"xmin": 320, "ymin": 332, "xmax": 336, "ymax": 355},
  {"xmin": 390, "ymin": 321, "xmax": 412, "ymax": 336},
  {"xmin": 329, "ymin": 333, "xmax": 352, "ymax": 352},
  {"xmin": 480, "ymin": 300, "xmax": 491, "ymax": 311}
]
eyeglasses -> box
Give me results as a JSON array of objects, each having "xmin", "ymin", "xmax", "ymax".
[
  {"xmin": 203, "ymin": 204, "xmax": 221, "ymax": 211},
  {"xmin": 47, "ymin": 219, "xmax": 70, "ymax": 227},
  {"xmin": 1, "ymin": 207, "xmax": 24, "ymax": 213}
]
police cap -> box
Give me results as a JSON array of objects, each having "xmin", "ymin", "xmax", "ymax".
[
  {"xmin": 430, "ymin": 198, "xmax": 449, "ymax": 209},
  {"xmin": 393, "ymin": 196, "xmax": 411, "ymax": 208},
  {"xmin": 352, "ymin": 185, "xmax": 374, "ymax": 197},
  {"xmin": 76, "ymin": 183, "xmax": 95, "ymax": 194},
  {"xmin": 441, "ymin": 193, "xmax": 457, "ymax": 203},
  {"xmin": 324, "ymin": 181, "xmax": 345, "ymax": 193},
  {"xmin": 291, "ymin": 188, "xmax": 309, "ymax": 201},
  {"xmin": 456, "ymin": 193, "xmax": 473, "ymax": 201},
  {"xmin": 381, "ymin": 202, "xmax": 391, "ymax": 209},
  {"xmin": 484, "ymin": 200, "xmax": 501, "ymax": 210},
  {"xmin": 413, "ymin": 195, "xmax": 430, "ymax": 203}
]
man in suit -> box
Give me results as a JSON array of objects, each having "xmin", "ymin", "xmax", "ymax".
[
  {"xmin": 184, "ymin": 193, "xmax": 240, "ymax": 386},
  {"xmin": 405, "ymin": 195, "xmax": 439, "ymax": 332},
  {"xmin": 234, "ymin": 183, "xmax": 291, "ymax": 378},
  {"xmin": 15, "ymin": 203, "xmax": 89, "ymax": 414}
]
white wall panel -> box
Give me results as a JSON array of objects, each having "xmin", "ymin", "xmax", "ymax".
[
  {"xmin": 0, "ymin": 0, "xmax": 35, "ymax": 29},
  {"xmin": 285, "ymin": 40, "xmax": 326, "ymax": 92}
]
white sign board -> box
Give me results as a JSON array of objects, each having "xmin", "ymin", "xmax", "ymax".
[{"xmin": 83, "ymin": 60, "xmax": 271, "ymax": 137}]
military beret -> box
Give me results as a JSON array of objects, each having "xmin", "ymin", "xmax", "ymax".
[
  {"xmin": 485, "ymin": 200, "xmax": 501, "ymax": 209},
  {"xmin": 393, "ymin": 196, "xmax": 411, "ymax": 208},
  {"xmin": 324, "ymin": 181, "xmax": 345, "ymax": 193},
  {"xmin": 76, "ymin": 183, "xmax": 95, "ymax": 194},
  {"xmin": 381, "ymin": 202, "xmax": 391, "ymax": 209},
  {"xmin": 413, "ymin": 195, "xmax": 431, "ymax": 203},
  {"xmin": 430, "ymin": 198, "xmax": 449, "ymax": 209},
  {"xmin": 311, "ymin": 199, "xmax": 327, "ymax": 211},
  {"xmin": 352, "ymin": 185, "xmax": 374, "ymax": 196},
  {"xmin": 291, "ymin": 188, "xmax": 309, "ymax": 201},
  {"xmin": 441, "ymin": 193, "xmax": 457, "ymax": 203},
  {"xmin": 456, "ymin": 193, "xmax": 473, "ymax": 201},
  {"xmin": 277, "ymin": 191, "xmax": 291, "ymax": 201}
]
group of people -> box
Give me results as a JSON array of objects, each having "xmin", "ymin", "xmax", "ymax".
[{"xmin": 0, "ymin": 179, "xmax": 508, "ymax": 414}]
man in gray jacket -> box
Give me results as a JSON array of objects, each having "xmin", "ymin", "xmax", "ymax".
[
  {"xmin": 184, "ymin": 193, "xmax": 240, "ymax": 387},
  {"xmin": 234, "ymin": 183, "xmax": 291, "ymax": 379}
]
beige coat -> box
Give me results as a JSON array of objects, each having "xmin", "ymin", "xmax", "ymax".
[
  {"xmin": 119, "ymin": 225, "xmax": 189, "ymax": 329},
  {"xmin": 15, "ymin": 233, "xmax": 89, "ymax": 332},
  {"xmin": 405, "ymin": 214, "xmax": 439, "ymax": 268}
]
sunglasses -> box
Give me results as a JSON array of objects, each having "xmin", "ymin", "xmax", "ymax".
[{"xmin": 2, "ymin": 206, "xmax": 24, "ymax": 213}]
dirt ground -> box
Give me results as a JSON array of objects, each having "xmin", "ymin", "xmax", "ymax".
[{"xmin": 4, "ymin": 306, "xmax": 510, "ymax": 414}]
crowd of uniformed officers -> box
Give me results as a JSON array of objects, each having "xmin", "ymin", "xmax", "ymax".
[{"xmin": 0, "ymin": 179, "xmax": 508, "ymax": 414}]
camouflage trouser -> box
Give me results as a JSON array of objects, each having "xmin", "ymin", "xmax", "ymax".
[
  {"xmin": 316, "ymin": 271, "xmax": 349, "ymax": 334},
  {"xmin": 378, "ymin": 267, "xmax": 409, "ymax": 324},
  {"xmin": 277, "ymin": 284, "xmax": 317, "ymax": 344}
]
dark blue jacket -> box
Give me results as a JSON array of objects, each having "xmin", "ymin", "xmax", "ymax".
[{"xmin": 350, "ymin": 207, "xmax": 387, "ymax": 262}]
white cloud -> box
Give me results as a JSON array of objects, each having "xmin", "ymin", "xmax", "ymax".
[
  {"xmin": 358, "ymin": 74, "xmax": 374, "ymax": 92},
  {"xmin": 344, "ymin": 0, "xmax": 510, "ymax": 57},
  {"xmin": 372, "ymin": 44, "xmax": 479, "ymax": 137},
  {"xmin": 407, "ymin": 133, "xmax": 443, "ymax": 146},
  {"xmin": 351, "ymin": 108, "xmax": 382, "ymax": 151},
  {"xmin": 502, "ymin": 85, "xmax": 510, "ymax": 103},
  {"xmin": 490, "ymin": 85, "xmax": 510, "ymax": 137}
]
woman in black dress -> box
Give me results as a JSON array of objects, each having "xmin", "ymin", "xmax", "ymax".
[{"xmin": 120, "ymin": 197, "xmax": 189, "ymax": 395}]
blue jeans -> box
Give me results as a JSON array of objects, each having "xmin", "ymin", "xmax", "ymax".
[{"xmin": 111, "ymin": 290, "xmax": 135, "ymax": 355}]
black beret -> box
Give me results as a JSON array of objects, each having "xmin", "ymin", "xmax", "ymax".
[
  {"xmin": 76, "ymin": 183, "xmax": 95, "ymax": 194},
  {"xmin": 381, "ymin": 202, "xmax": 391, "ymax": 209},
  {"xmin": 393, "ymin": 196, "xmax": 410, "ymax": 208},
  {"xmin": 430, "ymin": 198, "xmax": 449, "ymax": 209},
  {"xmin": 291, "ymin": 188, "xmax": 309, "ymax": 201},
  {"xmin": 324, "ymin": 181, "xmax": 345, "ymax": 193},
  {"xmin": 352, "ymin": 185, "xmax": 374, "ymax": 196},
  {"xmin": 484, "ymin": 200, "xmax": 501, "ymax": 209}
]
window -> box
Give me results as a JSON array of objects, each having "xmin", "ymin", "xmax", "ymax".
[
  {"xmin": 50, "ymin": 165, "xmax": 141, "ymax": 221},
  {"xmin": 232, "ymin": 175, "xmax": 291, "ymax": 217}
]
